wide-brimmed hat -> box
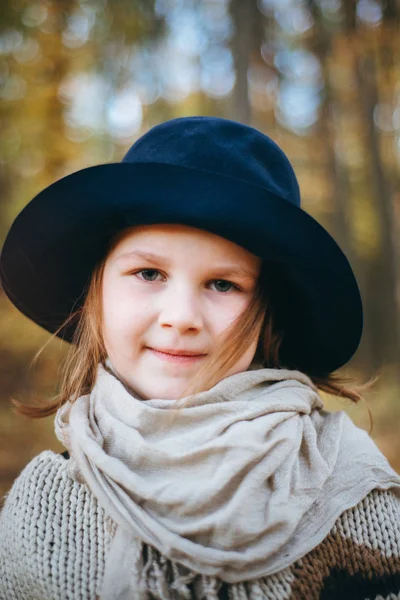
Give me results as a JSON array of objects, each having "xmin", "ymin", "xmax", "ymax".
[{"xmin": 0, "ymin": 116, "xmax": 362, "ymax": 376}]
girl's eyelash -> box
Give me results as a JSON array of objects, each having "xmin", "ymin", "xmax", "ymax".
[{"xmin": 130, "ymin": 269, "xmax": 241, "ymax": 292}]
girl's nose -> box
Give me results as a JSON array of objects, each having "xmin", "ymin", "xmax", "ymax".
[{"xmin": 157, "ymin": 286, "xmax": 204, "ymax": 332}]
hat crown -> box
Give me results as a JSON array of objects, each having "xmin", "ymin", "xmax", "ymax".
[{"xmin": 122, "ymin": 116, "xmax": 301, "ymax": 207}]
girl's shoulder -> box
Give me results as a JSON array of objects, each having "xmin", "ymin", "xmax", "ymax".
[
  {"xmin": 0, "ymin": 448, "xmax": 110, "ymax": 520},
  {"xmin": 0, "ymin": 449, "xmax": 70, "ymax": 506},
  {"xmin": 1, "ymin": 449, "xmax": 71, "ymax": 503}
]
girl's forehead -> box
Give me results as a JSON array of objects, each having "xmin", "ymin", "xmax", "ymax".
[
  {"xmin": 108, "ymin": 224, "xmax": 261, "ymax": 265},
  {"xmin": 113, "ymin": 223, "xmax": 224, "ymax": 245}
]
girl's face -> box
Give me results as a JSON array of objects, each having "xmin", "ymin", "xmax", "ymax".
[{"xmin": 101, "ymin": 224, "xmax": 262, "ymax": 399}]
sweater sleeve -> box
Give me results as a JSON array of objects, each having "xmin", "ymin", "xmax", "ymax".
[{"xmin": 0, "ymin": 450, "xmax": 114, "ymax": 600}]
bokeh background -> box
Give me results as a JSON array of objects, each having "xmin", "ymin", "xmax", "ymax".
[{"xmin": 1, "ymin": 0, "xmax": 400, "ymax": 498}]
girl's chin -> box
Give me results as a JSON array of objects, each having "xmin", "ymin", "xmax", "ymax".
[{"xmin": 122, "ymin": 375, "xmax": 195, "ymax": 401}]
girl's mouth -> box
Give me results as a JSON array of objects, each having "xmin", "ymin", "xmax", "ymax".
[{"xmin": 148, "ymin": 348, "xmax": 207, "ymax": 364}]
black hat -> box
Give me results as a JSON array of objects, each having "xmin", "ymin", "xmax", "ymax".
[{"xmin": 0, "ymin": 116, "xmax": 363, "ymax": 375}]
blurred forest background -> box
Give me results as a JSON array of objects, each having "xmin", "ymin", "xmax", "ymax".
[{"xmin": 1, "ymin": 0, "xmax": 400, "ymax": 498}]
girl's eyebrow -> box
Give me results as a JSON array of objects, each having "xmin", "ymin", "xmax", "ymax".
[{"xmin": 115, "ymin": 250, "xmax": 258, "ymax": 279}]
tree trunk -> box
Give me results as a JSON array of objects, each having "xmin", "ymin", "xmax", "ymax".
[
  {"xmin": 229, "ymin": 0, "xmax": 255, "ymax": 124},
  {"xmin": 353, "ymin": 49, "xmax": 400, "ymax": 368}
]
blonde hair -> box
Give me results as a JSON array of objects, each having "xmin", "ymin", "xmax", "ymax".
[{"xmin": 11, "ymin": 231, "xmax": 378, "ymax": 430}]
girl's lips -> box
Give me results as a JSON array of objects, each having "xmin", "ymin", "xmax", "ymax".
[{"xmin": 148, "ymin": 348, "xmax": 207, "ymax": 364}]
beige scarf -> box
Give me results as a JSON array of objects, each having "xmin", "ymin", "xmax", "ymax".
[{"xmin": 54, "ymin": 362, "xmax": 400, "ymax": 599}]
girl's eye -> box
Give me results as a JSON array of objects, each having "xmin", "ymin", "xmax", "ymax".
[
  {"xmin": 211, "ymin": 279, "xmax": 236, "ymax": 293},
  {"xmin": 133, "ymin": 269, "xmax": 239, "ymax": 293},
  {"xmin": 136, "ymin": 269, "xmax": 161, "ymax": 282}
]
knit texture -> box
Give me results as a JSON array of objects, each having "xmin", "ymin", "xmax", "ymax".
[{"xmin": 1, "ymin": 450, "xmax": 400, "ymax": 600}]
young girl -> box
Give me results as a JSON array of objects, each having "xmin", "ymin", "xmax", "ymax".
[{"xmin": 0, "ymin": 116, "xmax": 400, "ymax": 600}]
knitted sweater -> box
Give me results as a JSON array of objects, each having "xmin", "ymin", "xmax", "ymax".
[{"xmin": 1, "ymin": 451, "xmax": 400, "ymax": 600}]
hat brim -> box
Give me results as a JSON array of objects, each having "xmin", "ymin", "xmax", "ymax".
[{"xmin": 0, "ymin": 162, "xmax": 363, "ymax": 375}]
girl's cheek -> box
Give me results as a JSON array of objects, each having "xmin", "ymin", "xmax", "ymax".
[
  {"xmin": 105, "ymin": 307, "xmax": 137, "ymax": 332},
  {"xmin": 216, "ymin": 297, "xmax": 247, "ymax": 320}
]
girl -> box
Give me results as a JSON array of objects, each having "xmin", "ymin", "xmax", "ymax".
[{"xmin": 0, "ymin": 116, "xmax": 400, "ymax": 600}]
